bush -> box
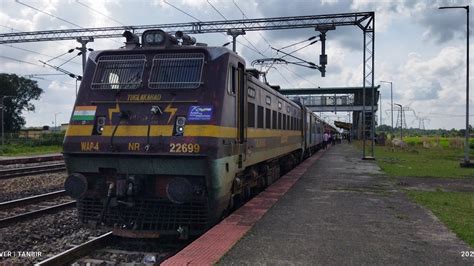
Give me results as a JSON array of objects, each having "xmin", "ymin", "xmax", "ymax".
[{"xmin": 32, "ymin": 133, "xmax": 65, "ymax": 146}]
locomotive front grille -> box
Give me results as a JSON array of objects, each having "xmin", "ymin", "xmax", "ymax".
[{"xmin": 77, "ymin": 197, "xmax": 209, "ymax": 234}]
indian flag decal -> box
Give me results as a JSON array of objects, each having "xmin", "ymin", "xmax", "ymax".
[{"xmin": 72, "ymin": 106, "xmax": 97, "ymax": 121}]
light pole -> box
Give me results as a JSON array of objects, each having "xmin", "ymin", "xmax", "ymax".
[
  {"xmin": 439, "ymin": 5, "xmax": 471, "ymax": 167},
  {"xmin": 380, "ymin": 80, "xmax": 394, "ymax": 133},
  {"xmin": 54, "ymin": 112, "xmax": 62, "ymax": 132},
  {"xmin": 1, "ymin": 96, "xmax": 14, "ymax": 147},
  {"xmin": 395, "ymin": 103, "xmax": 403, "ymax": 140},
  {"xmin": 379, "ymin": 92, "xmax": 382, "ymax": 126}
]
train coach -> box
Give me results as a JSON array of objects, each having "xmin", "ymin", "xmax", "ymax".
[{"xmin": 63, "ymin": 29, "xmax": 332, "ymax": 238}]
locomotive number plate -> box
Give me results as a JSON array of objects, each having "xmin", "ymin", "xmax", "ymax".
[
  {"xmin": 169, "ymin": 143, "xmax": 201, "ymax": 153},
  {"xmin": 80, "ymin": 141, "xmax": 99, "ymax": 151}
]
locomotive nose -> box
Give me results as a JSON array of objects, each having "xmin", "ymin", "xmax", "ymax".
[{"xmin": 64, "ymin": 173, "xmax": 88, "ymax": 199}]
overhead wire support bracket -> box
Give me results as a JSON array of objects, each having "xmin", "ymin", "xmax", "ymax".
[{"xmin": 39, "ymin": 60, "xmax": 82, "ymax": 81}]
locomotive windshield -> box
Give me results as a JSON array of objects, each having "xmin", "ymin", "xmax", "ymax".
[
  {"xmin": 92, "ymin": 54, "xmax": 146, "ymax": 90},
  {"xmin": 149, "ymin": 53, "xmax": 204, "ymax": 89}
]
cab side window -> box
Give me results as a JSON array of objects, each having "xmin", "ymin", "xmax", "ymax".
[{"xmin": 227, "ymin": 65, "xmax": 238, "ymax": 95}]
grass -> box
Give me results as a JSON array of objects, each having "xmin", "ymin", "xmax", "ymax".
[
  {"xmin": 0, "ymin": 143, "xmax": 62, "ymax": 156},
  {"xmin": 0, "ymin": 132, "xmax": 64, "ymax": 156},
  {"xmin": 357, "ymin": 140, "xmax": 474, "ymax": 178},
  {"xmin": 403, "ymin": 136, "xmax": 474, "ymax": 149},
  {"xmin": 407, "ymin": 191, "xmax": 474, "ymax": 248}
]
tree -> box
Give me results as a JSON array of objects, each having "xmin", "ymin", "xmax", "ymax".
[{"xmin": 0, "ymin": 74, "xmax": 44, "ymax": 132}]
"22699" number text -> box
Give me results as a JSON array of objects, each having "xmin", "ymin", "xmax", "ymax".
[{"xmin": 169, "ymin": 143, "xmax": 201, "ymax": 153}]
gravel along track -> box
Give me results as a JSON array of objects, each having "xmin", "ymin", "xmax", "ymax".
[
  {"xmin": 73, "ymin": 237, "xmax": 189, "ymax": 265},
  {"xmin": 0, "ymin": 209, "xmax": 107, "ymax": 264},
  {"xmin": 0, "ymin": 172, "xmax": 66, "ymax": 202},
  {"xmin": 0, "ymin": 163, "xmax": 66, "ymax": 179},
  {"xmin": 0, "ymin": 194, "xmax": 74, "ymax": 228}
]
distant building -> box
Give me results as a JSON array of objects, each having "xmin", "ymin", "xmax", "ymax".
[{"xmin": 60, "ymin": 123, "xmax": 69, "ymax": 132}]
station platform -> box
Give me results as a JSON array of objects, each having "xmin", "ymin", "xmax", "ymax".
[{"xmin": 164, "ymin": 144, "xmax": 472, "ymax": 265}]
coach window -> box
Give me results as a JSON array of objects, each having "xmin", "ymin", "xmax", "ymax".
[
  {"xmin": 248, "ymin": 102, "xmax": 255, "ymax": 127},
  {"xmin": 265, "ymin": 108, "xmax": 271, "ymax": 129},
  {"xmin": 266, "ymin": 96, "xmax": 271, "ymax": 105},
  {"xmin": 248, "ymin": 88, "xmax": 256, "ymax": 98},
  {"xmin": 283, "ymin": 114, "xmax": 287, "ymax": 130},
  {"xmin": 272, "ymin": 110, "xmax": 277, "ymax": 129},
  {"xmin": 257, "ymin": 106, "xmax": 264, "ymax": 129},
  {"xmin": 278, "ymin": 112, "xmax": 282, "ymax": 129}
]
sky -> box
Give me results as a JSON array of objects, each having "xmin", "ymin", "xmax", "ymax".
[{"xmin": 0, "ymin": 0, "xmax": 473, "ymax": 130}]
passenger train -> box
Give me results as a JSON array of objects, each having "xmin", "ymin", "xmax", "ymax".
[{"xmin": 63, "ymin": 29, "xmax": 335, "ymax": 238}]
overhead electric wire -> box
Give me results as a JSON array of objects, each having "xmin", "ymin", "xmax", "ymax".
[
  {"xmin": 31, "ymin": 76, "xmax": 76, "ymax": 87},
  {"xmin": 164, "ymin": 0, "xmax": 300, "ymax": 88},
  {"xmin": 45, "ymin": 49, "xmax": 75, "ymax": 63},
  {"xmin": 163, "ymin": 0, "xmax": 201, "ymax": 22},
  {"xmin": 163, "ymin": 0, "xmax": 263, "ymax": 57},
  {"xmin": 206, "ymin": 0, "xmax": 227, "ymax": 21},
  {"xmin": 271, "ymin": 46, "xmax": 318, "ymax": 69},
  {"xmin": 3, "ymin": 45, "xmax": 81, "ymax": 65},
  {"xmin": 273, "ymin": 67, "xmax": 293, "ymax": 87},
  {"xmin": 15, "ymin": 0, "xmax": 83, "ymax": 29},
  {"xmin": 230, "ymin": 0, "xmax": 312, "ymax": 87},
  {"xmin": 56, "ymin": 54, "xmax": 80, "ymax": 68},
  {"xmin": 278, "ymin": 36, "xmax": 317, "ymax": 50},
  {"xmin": 0, "ymin": 55, "xmax": 43, "ymax": 67},
  {"xmin": 16, "ymin": 0, "xmax": 119, "ymax": 45},
  {"xmin": 281, "ymin": 39, "xmax": 319, "ymax": 57},
  {"xmin": 0, "ymin": 24, "xmax": 22, "ymax": 32},
  {"xmin": 281, "ymin": 64, "xmax": 318, "ymax": 87},
  {"xmin": 232, "ymin": 0, "xmax": 273, "ymax": 51},
  {"xmin": 75, "ymin": 0, "xmax": 126, "ymax": 26},
  {"xmin": 0, "ymin": 56, "xmax": 77, "ymax": 87},
  {"xmin": 206, "ymin": 0, "xmax": 266, "ymax": 58}
]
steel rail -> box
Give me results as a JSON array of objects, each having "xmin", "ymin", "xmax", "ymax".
[
  {"xmin": 0, "ymin": 163, "xmax": 66, "ymax": 179},
  {"xmin": 0, "ymin": 201, "xmax": 76, "ymax": 228},
  {"xmin": 34, "ymin": 232, "xmax": 114, "ymax": 266},
  {"xmin": 0, "ymin": 154, "xmax": 63, "ymax": 165},
  {"xmin": 0, "ymin": 190, "xmax": 66, "ymax": 211}
]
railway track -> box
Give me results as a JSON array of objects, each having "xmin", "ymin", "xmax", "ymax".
[
  {"xmin": 0, "ymin": 163, "xmax": 66, "ymax": 179},
  {"xmin": 0, "ymin": 190, "xmax": 75, "ymax": 228},
  {"xmin": 35, "ymin": 233, "xmax": 189, "ymax": 265},
  {"xmin": 35, "ymin": 232, "xmax": 115, "ymax": 266},
  {"xmin": 0, "ymin": 154, "xmax": 63, "ymax": 165}
]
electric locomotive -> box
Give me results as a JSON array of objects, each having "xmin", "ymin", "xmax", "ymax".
[{"xmin": 63, "ymin": 29, "xmax": 325, "ymax": 238}]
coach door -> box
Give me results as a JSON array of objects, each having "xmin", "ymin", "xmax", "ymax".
[{"xmin": 236, "ymin": 63, "xmax": 247, "ymax": 166}]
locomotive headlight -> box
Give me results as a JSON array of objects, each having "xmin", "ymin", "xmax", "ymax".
[
  {"xmin": 154, "ymin": 32, "xmax": 165, "ymax": 43},
  {"xmin": 166, "ymin": 177, "xmax": 193, "ymax": 204},
  {"xmin": 145, "ymin": 34, "xmax": 155, "ymax": 44},
  {"xmin": 174, "ymin": 116, "xmax": 186, "ymax": 136},
  {"xmin": 64, "ymin": 173, "xmax": 88, "ymax": 199},
  {"xmin": 143, "ymin": 30, "xmax": 167, "ymax": 46}
]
